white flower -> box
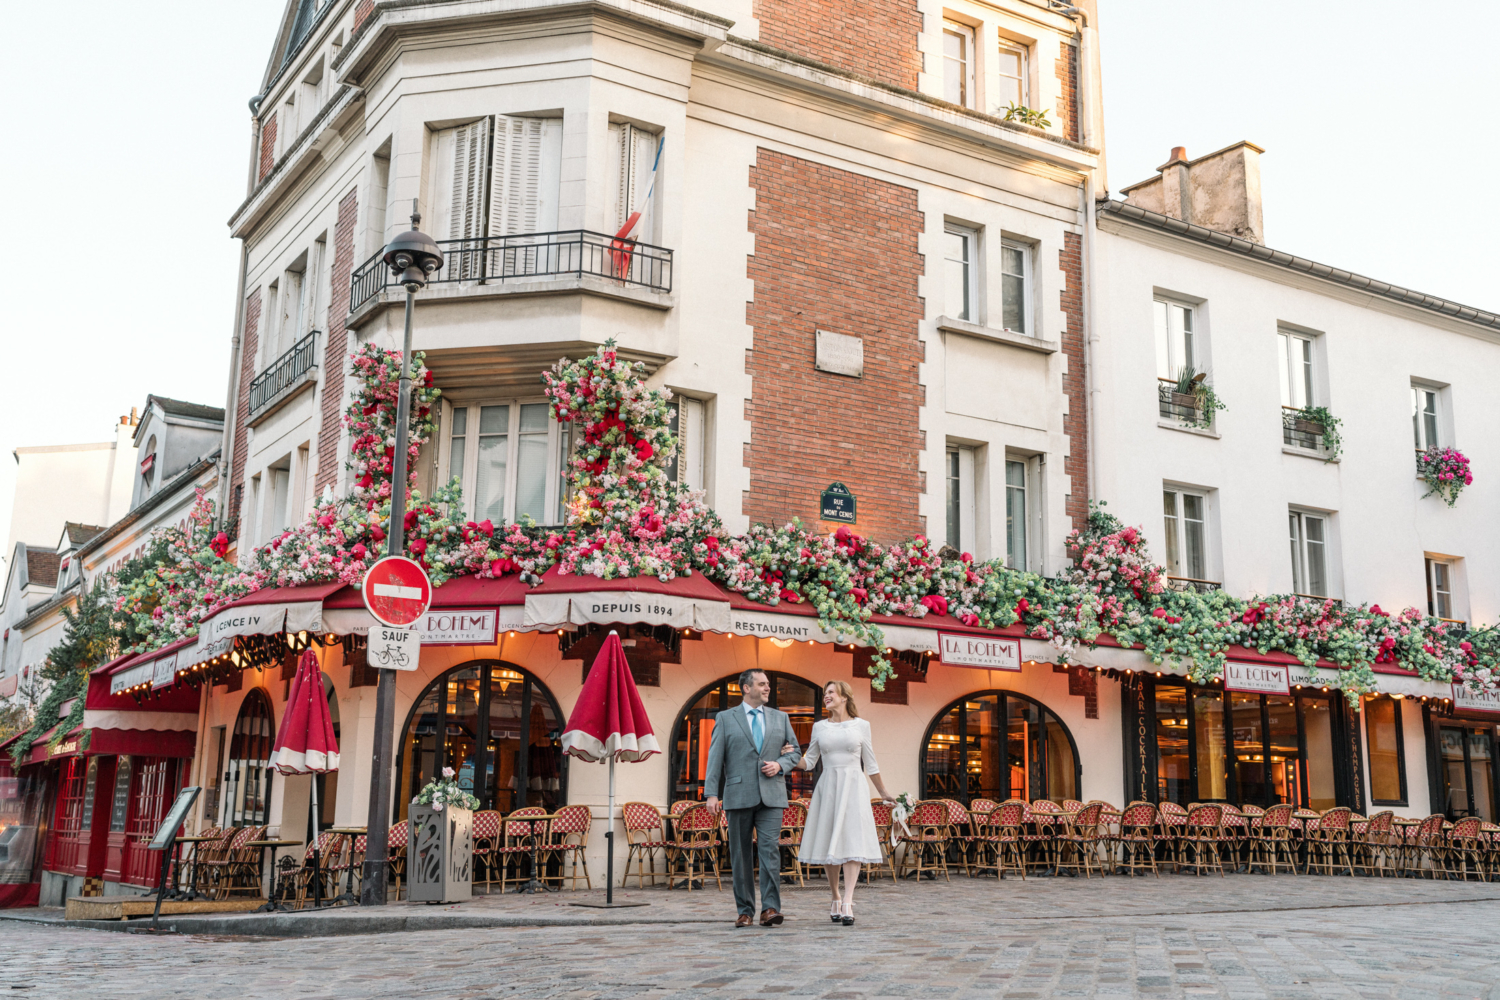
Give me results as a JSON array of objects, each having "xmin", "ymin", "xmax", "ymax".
[{"xmin": 442, "ymin": 766, "xmax": 455, "ymax": 778}]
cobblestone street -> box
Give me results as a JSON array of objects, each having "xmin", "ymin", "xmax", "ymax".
[{"xmin": 4, "ymin": 876, "xmax": 1500, "ymax": 999}]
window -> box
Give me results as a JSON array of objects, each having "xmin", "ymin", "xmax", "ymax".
[
  {"xmin": 1426, "ymin": 557, "xmax": 1458, "ymax": 621},
  {"xmin": 141, "ymin": 436, "xmax": 157, "ymax": 495},
  {"xmin": 1365, "ymin": 696, "xmax": 1406, "ymax": 805},
  {"xmin": 942, "ymin": 21, "xmax": 975, "ymax": 108},
  {"xmin": 396, "ymin": 663, "xmax": 567, "ymax": 816},
  {"xmin": 1277, "ymin": 329, "xmax": 1316, "ymax": 409},
  {"xmin": 223, "ymin": 689, "xmax": 274, "ymax": 827},
  {"xmin": 1000, "ymin": 241, "xmax": 1029, "ymax": 334},
  {"xmin": 1154, "ymin": 299, "xmax": 1195, "ymax": 380},
  {"xmin": 1162, "ymin": 488, "xmax": 1208, "ymax": 582},
  {"xmin": 428, "ymin": 115, "xmax": 564, "ymax": 270},
  {"xmin": 996, "ymin": 40, "xmax": 1027, "ymax": 108},
  {"xmin": 945, "ymin": 446, "xmax": 976, "ymax": 554},
  {"xmin": 671, "ymin": 673, "xmax": 825, "ymax": 803},
  {"xmin": 664, "ymin": 397, "xmax": 707, "ymax": 492},
  {"xmin": 267, "ymin": 460, "xmax": 291, "ymax": 542},
  {"xmin": 1288, "ymin": 509, "xmax": 1329, "ymax": 597},
  {"xmin": 922, "ymin": 692, "xmax": 1078, "ymax": 804},
  {"xmin": 445, "ymin": 401, "xmax": 567, "ymax": 524},
  {"xmin": 1436, "ymin": 723, "xmax": 1498, "ymax": 821},
  {"xmin": 1005, "ymin": 459, "xmax": 1027, "ymax": 570},
  {"xmin": 942, "ymin": 224, "xmax": 978, "ymax": 321},
  {"xmin": 1411, "ymin": 383, "xmax": 1441, "ymax": 450},
  {"xmin": 607, "ymin": 122, "xmax": 662, "ymax": 242}
]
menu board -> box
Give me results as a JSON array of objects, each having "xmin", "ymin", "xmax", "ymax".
[{"xmin": 147, "ymin": 787, "xmax": 201, "ymax": 852}]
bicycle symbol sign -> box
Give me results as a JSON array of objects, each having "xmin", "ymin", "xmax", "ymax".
[{"xmin": 371, "ymin": 625, "xmax": 422, "ymax": 672}]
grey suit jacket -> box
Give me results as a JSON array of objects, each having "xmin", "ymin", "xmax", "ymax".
[{"xmin": 702, "ymin": 704, "xmax": 802, "ymax": 811}]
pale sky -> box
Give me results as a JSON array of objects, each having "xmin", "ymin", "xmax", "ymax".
[{"xmin": 1, "ymin": 1, "xmax": 1494, "ymax": 560}]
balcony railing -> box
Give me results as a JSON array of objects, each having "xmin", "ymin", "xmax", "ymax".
[
  {"xmin": 1165, "ymin": 576, "xmax": 1222, "ymax": 595},
  {"xmin": 1158, "ymin": 378, "xmax": 1200, "ymax": 423},
  {"xmin": 349, "ymin": 230, "xmax": 674, "ymax": 312},
  {"xmin": 248, "ymin": 332, "xmax": 318, "ymax": 418},
  {"xmin": 1283, "ymin": 407, "xmax": 1327, "ymax": 451}
]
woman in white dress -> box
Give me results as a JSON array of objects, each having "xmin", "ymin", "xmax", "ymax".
[{"xmin": 783, "ymin": 680, "xmax": 894, "ymax": 926}]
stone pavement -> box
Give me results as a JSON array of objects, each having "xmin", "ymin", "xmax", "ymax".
[{"xmin": 3, "ymin": 875, "xmax": 1500, "ymax": 998}]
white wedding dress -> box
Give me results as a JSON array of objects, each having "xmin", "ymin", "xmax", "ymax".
[{"xmin": 796, "ymin": 718, "xmax": 885, "ymax": 866}]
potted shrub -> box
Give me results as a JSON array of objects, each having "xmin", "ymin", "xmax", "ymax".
[{"xmin": 408, "ymin": 767, "xmax": 477, "ymax": 903}]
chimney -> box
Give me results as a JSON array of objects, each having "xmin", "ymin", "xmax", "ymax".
[{"xmin": 1121, "ymin": 141, "xmax": 1265, "ymax": 244}]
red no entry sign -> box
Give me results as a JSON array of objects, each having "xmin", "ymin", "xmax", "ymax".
[{"xmin": 362, "ymin": 555, "xmax": 432, "ymax": 627}]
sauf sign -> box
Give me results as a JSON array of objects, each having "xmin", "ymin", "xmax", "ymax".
[{"xmin": 939, "ymin": 634, "xmax": 1021, "ymax": 671}]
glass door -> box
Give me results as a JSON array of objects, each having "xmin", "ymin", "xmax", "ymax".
[{"xmin": 1439, "ymin": 725, "xmax": 1499, "ymax": 821}]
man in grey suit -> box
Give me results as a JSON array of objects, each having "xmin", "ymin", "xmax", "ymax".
[{"xmin": 704, "ymin": 668, "xmax": 802, "ymax": 927}]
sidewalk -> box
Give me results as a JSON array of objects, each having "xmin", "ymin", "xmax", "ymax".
[{"xmin": 4, "ymin": 872, "xmax": 1499, "ymax": 938}]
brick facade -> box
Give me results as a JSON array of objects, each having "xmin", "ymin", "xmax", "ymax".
[
  {"xmin": 1054, "ymin": 40, "xmax": 1080, "ymax": 144},
  {"xmin": 316, "ymin": 188, "xmax": 359, "ymax": 494},
  {"xmin": 1059, "ymin": 232, "xmax": 1088, "ymax": 534},
  {"xmin": 745, "ymin": 149, "xmax": 925, "ymax": 543},
  {"xmin": 354, "ymin": 0, "xmax": 375, "ymax": 31},
  {"xmin": 752, "ymin": 0, "xmax": 922, "ymax": 91},
  {"xmin": 228, "ymin": 289, "xmax": 262, "ymax": 530},
  {"xmin": 257, "ymin": 113, "xmax": 277, "ymax": 183}
]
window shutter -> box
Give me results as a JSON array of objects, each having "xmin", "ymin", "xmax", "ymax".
[
  {"xmin": 490, "ymin": 116, "xmax": 562, "ymax": 237},
  {"xmin": 607, "ymin": 123, "xmax": 661, "ymax": 241},
  {"xmin": 450, "ymin": 117, "xmax": 491, "ymax": 238}
]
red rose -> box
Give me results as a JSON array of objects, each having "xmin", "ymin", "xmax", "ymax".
[
  {"xmin": 921, "ymin": 594, "xmax": 949, "ymax": 617},
  {"xmin": 409, "ymin": 539, "xmax": 427, "ymax": 556},
  {"xmin": 351, "ymin": 543, "xmax": 367, "ymax": 561},
  {"xmin": 371, "ymin": 526, "xmax": 386, "ymax": 542},
  {"xmin": 1152, "ymin": 607, "xmax": 1168, "ymax": 619},
  {"xmin": 491, "ymin": 558, "xmax": 516, "ymax": 576},
  {"xmin": 960, "ymin": 613, "xmax": 980, "ymax": 627},
  {"xmin": 703, "ymin": 536, "xmax": 720, "ymax": 551},
  {"xmin": 209, "ymin": 532, "xmax": 230, "ymax": 559},
  {"xmin": 635, "ymin": 440, "xmax": 654, "ymax": 461},
  {"xmin": 477, "ymin": 519, "xmax": 494, "ymax": 537}
]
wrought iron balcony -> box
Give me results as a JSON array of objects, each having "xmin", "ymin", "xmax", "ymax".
[
  {"xmin": 1165, "ymin": 576, "xmax": 1222, "ymax": 595},
  {"xmin": 1157, "ymin": 378, "xmax": 1201, "ymax": 424},
  {"xmin": 349, "ymin": 230, "xmax": 674, "ymax": 313},
  {"xmin": 1283, "ymin": 407, "xmax": 1328, "ymax": 452},
  {"xmin": 248, "ymin": 332, "xmax": 318, "ymax": 419}
]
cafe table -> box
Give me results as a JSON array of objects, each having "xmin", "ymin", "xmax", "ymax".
[
  {"xmin": 247, "ymin": 838, "xmax": 303, "ymax": 911},
  {"xmin": 507, "ymin": 813, "xmax": 557, "ymax": 893},
  {"xmin": 168, "ymin": 834, "xmax": 221, "ymax": 901}
]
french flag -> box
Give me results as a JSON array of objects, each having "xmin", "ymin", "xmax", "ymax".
[{"xmin": 611, "ymin": 137, "xmax": 664, "ymax": 278}]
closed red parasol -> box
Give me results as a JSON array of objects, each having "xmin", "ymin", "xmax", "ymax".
[
  {"xmin": 560, "ymin": 631, "xmax": 658, "ymax": 906},
  {"xmin": 271, "ymin": 649, "xmax": 340, "ymax": 907}
]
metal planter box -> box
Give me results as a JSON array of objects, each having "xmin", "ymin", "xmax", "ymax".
[{"xmin": 408, "ymin": 805, "xmax": 473, "ymax": 903}]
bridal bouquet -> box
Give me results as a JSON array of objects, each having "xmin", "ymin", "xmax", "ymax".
[
  {"xmin": 413, "ymin": 766, "xmax": 479, "ymax": 812},
  {"xmin": 889, "ymin": 792, "xmax": 916, "ymax": 847}
]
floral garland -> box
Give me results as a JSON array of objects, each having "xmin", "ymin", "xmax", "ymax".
[
  {"xmin": 1417, "ymin": 446, "xmax": 1472, "ymax": 507},
  {"xmin": 103, "ymin": 344, "xmax": 1499, "ymax": 703},
  {"xmin": 412, "ymin": 767, "xmax": 479, "ymax": 812}
]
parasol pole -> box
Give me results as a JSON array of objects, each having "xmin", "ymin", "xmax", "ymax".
[
  {"xmin": 310, "ymin": 774, "xmax": 322, "ymax": 908},
  {"xmin": 606, "ymin": 755, "xmax": 616, "ymax": 905}
]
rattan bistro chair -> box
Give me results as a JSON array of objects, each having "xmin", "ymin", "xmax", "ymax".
[
  {"xmin": 1357, "ymin": 810, "xmax": 1397, "ymax": 876},
  {"xmin": 1056, "ymin": 801, "xmax": 1105, "ymax": 878},
  {"xmin": 387, "ymin": 821, "xmax": 409, "ymax": 901},
  {"xmin": 897, "ymin": 800, "xmax": 952, "ymax": 882},
  {"xmin": 622, "ymin": 801, "xmax": 669, "ymax": 887},
  {"xmin": 1445, "ymin": 817, "xmax": 1488, "ymax": 881},
  {"xmin": 665, "ymin": 804, "xmax": 723, "ymax": 891},
  {"xmin": 1178, "ymin": 805, "xmax": 1224, "ymax": 877},
  {"xmin": 544, "ymin": 804, "xmax": 594, "ymax": 890},
  {"xmin": 471, "ymin": 809, "xmax": 503, "ymax": 891},
  {"xmin": 1403, "ymin": 814, "xmax": 1448, "ymax": 878},
  {"xmin": 939, "ymin": 798, "xmax": 977, "ymax": 875},
  {"xmin": 492, "ymin": 807, "xmax": 550, "ymax": 893},
  {"xmin": 777, "ymin": 802, "xmax": 808, "ymax": 886},
  {"xmin": 1306, "ymin": 807, "xmax": 1355, "ymax": 877},
  {"xmin": 1254, "ymin": 803, "xmax": 1299, "ymax": 875},
  {"xmin": 976, "ymin": 800, "xmax": 1027, "ymax": 880},
  {"xmin": 865, "ymin": 801, "xmax": 899, "ymax": 884},
  {"xmin": 1115, "ymin": 802, "xmax": 1162, "ymax": 878}
]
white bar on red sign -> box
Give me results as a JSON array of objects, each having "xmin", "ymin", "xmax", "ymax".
[
  {"xmin": 1223, "ymin": 661, "xmax": 1291, "ymax": 695},
  {"xmin": 420, "ymin": 608, "xmax": 498, "ymax": 645},
  {"xmin": 939, "ymin": 633, "xmax": 1021, "ymax": 670},
  {"xmin": 1452, "ymin": 683, "xmax": 1500, "ymax": 714}
]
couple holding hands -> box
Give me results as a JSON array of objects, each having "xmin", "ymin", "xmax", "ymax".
[{"xmin": 703, "ymin": 669, "xmax": 895, "ymax": 928}]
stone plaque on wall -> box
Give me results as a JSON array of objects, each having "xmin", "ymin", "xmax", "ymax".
[{"xmin": 815, "ymin": 329, "xmax": 863, "ymax": 377}]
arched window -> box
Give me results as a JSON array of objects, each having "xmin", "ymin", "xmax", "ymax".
[
  {"xmin": 223, "ymin": 687, "xmax": 275, "ymax": 826},
  {"xmin": 394, "ymin": 662, "xmax": 566, "ymax": 821},
  {"xmin": 921, "ymin": 691, "xmax": 1080, "ymax": 805},
  {"xmin": 670, "ymin": 672, "xmax": 826, "ymax": 804}
]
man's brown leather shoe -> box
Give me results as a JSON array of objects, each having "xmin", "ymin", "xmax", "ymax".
[
  {"xmin": 759, "ymin": 908, "xmax": 784, "ymax": 927},
  {"xmin": 735, "ymin": 914, "xmax": 753, "ymax": 928}
]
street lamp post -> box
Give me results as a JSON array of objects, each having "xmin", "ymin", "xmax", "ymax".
[{"xmin": 360, "ymin": 206, "xmax": 443, "ymax": 907}]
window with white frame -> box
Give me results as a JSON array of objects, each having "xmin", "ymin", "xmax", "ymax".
[
  {"xmin": 1005, "ymin": 459, "xmax": 1028, "ymax": 570},
  {"xmin": 664, "ymin": 397, "xmax": 707, "ymax": 492},
  {"xmin": 943, "ymin": 21, "xmax": 975, "ymax": 108},
  {"xmin": 1000, "ymin": 241, "xmax": 1030, "ymax": 334},
  {"xmin": 428, "ymin": 115, "xmax": 563, "ymax": 265},
  {"xmin": 1426, "ymin": 557, "xmax": 1459, "ymax": 621},
  {"xmin": 607, "ymin": 122, "xmax": 664, "ymax": 244},
  {"xmin": 996, "ymin": 40, "xmax": 1028, "ymax": 109},
  {"xmin": 1154, "ymin": 299, "xmax": 1195, "ymax": 380},
  {"xmin": 1162, "ymin": 487, "xmax": 1209, "ymax": 582},
  {"xmin": 1288, "ymin": 508, "xmax": 1330, "ymax": 597},
  {"xmin": 943, "ymin": 224, "xmax": 978, "ymax": 321},
  {"xmin": 443, "ymin": 401, "xmax": 569, "ymax": 525},
  {"xmin": 1411, "ymin": 383, "xmax": 1442, "ymax": 450},
  {"xmin": 1277, "ymin": 329, "xmax": 1317, "ymax": 409},
  {"xmin": 945, "ymin": 446, "xmax": 976, "ymax": 555}
]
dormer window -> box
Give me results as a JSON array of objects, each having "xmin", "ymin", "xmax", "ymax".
[{"xmin": 140, "ymin": 436, "xmax": 157, "ymax": 495}]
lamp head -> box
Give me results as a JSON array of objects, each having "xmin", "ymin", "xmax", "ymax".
[{"xmin": 382, "ymin": 204, "xmax": 443, "ymax": 291}]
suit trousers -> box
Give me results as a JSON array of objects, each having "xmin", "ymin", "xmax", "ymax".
[{"xmin": 726, "ymin": 804, "xmax": 783, "ymax": 916}]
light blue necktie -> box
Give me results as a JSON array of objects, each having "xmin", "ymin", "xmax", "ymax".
[{"xmin": 750, "ymin": 708, "xmax": 764, "ymax": 753}]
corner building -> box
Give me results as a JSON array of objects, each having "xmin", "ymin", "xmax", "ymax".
[{"xmin": 209, "ymin": 0, "xmax": 1112, "ymax": 878}]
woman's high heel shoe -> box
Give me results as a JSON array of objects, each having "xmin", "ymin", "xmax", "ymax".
[
  {"xmin": 830, "ymin": 901, "xmax": 842, "ymax": 923},
  {"xmin": 840, "ymin": 902, "xmax": 854, "ymax": 926}
]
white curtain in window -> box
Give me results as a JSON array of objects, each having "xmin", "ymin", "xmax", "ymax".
[
  {"xmin": 475, "ymin": 404, "xmax": 510, "ymax": 523},
  {"xmin": 514, "ymin": 403, "xmax": 550, "ymax": 521}
]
